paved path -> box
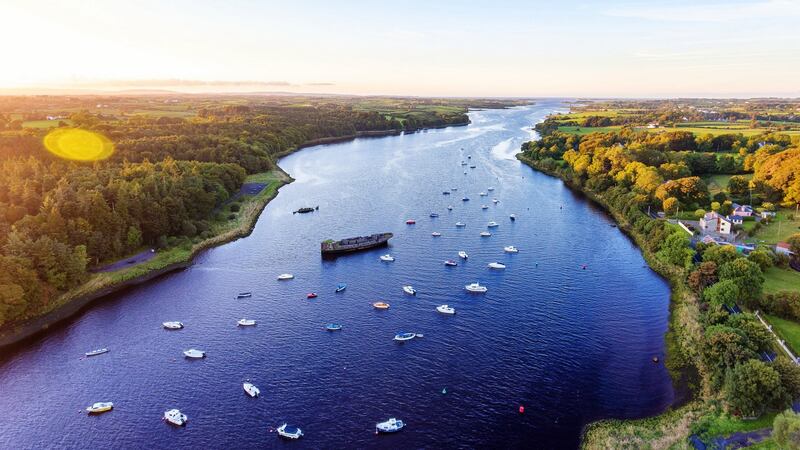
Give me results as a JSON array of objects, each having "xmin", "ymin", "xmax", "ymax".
[{"xmin": 93, "ymin": 249, "xmax": 156, "ymax": 273}]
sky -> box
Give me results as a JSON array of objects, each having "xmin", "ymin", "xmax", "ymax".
[{"xmin": 2, "ymin": 0, "xmax": 800, "ymax": 97}]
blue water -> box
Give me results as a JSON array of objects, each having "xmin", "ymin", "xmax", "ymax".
[{"xmin": 0, "ymin": 102, "xmax": 673, "ymax": 448}]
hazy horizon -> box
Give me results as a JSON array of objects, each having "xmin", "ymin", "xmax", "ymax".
[{"xmin": 3, "ymin": 0, "xmax": 800, "ymax": 97}]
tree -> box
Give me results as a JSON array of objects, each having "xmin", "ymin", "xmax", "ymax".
[
  {"xmin": 688, "ymin": 261, "xmax": 718, "ymax": 292},
  {"xmin": 694, "ymin": 209, "xmax": 706, "ymax": 219},
  {"xmin": 723, "ymin": 360, "xmax": 787, "ymax": 416},
  {"xmin": 773, "ymin": 409, "xmax": 800, "ymax": 450},
  {"xmin": 788, "ymin": 234, "xmax": 800, "ymax": 258},
  {"xmin": 728, "ymin": 175, "xmax": 749, "ymax": 196},
  {"xmin": 773, "ymin": 358, "xmax": 800, "ymax": 400},
  {"xmin": 658, "ymin": 231, "xmax": 693, "ymax": 268},
  {"xmin": 663, "ymin": 197, "xmax": 679, "ymax": 215},
  {"xmin": 703, "ymin": 245, "xmax": 740, "ymax": 267},
  {"xmin": 704, "ymin": 325, "xmax": 757, "ymax": 372},
  {"xmin": 719, "ymin": 258, "xmax": 764, "ymax": 302},
  {"xmin": 747, "ymin": 248, "xmax": 774, "ymax": 271},
  {"xmin": 703, "ymin": 279, "xmax": 740, "ymax": 307}
]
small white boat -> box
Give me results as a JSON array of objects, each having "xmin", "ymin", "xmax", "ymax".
[
  {"xmin": 487, "ymin": 187, "xmax": 495, "ymax": 191},
  {"xmin": 487, "ymin": 221, "xmax": 499, "ymax": 228},
  {"xmin": 444, "ymin": 260, "xmax": 457, "ymax": 266},
  {"xmin": 460, "ymin": 161, "xmax": 467, "ymax": 165},
  {"xmin": 85, "ymin": 348, "xmax": 109, "ymax": 357},
  {"xmin": 504, "ymin": 246, "xmax": 519, "ymax": 253},
  {"xmin": 492, "ymin": 198, "xmax": 499, "ymax": 204},
  {"xmin": 480, "ymin": 231, "xmax": 492, "ymax": 237},
  {"xmin": 481, "ymin": 205, "xmax": 489, "ymax": 210},
  {"xmin": 243, "ymin": 382, "xmax": 260, "ymax": 398},
  {"xmin": 451, "ymin": 187, "xmax": 458, "ymax": 191},
  {"xmin": 183, "ymin": 349, "xmax": 206, "ymax": 359},
  {"xmin": 458, "ymin": 251, "xmax": 468, "ymax": 259},
  {"xmin": 394, "ymin": 332, "xmax": 416, "ymax": 342},
  {"xmin": 455, "ymin": 222, "xmax": 466, "ymax": 227},
  {"xmin": 277, "ymin": 273, "xmax": 294, "ymax": 280},
  {"xmin": 488, "ymin": 262, "xmax": 506, "ymax": 269},
  {"xmin": 431, "ymin": 232, "xmax": 441, "ymax": 237},
  {"xmin": 509, "ymin": 214, "xmax": 516, "ymax": 221},
  {"xmin": 447, "ymin": 205, "xmax": 453, "ymax": 210},
  {"xmin": 164, "ymin": 409, "xmax": 187, "ymax": 426},
  {"xmin": 237, "ymin": 319, "xmax": 257, "ymax": 327},
  {"xmin": 479, "ymin": 192, "xmax": 487, "ymax": 196},
  {"xmin": 402, "ymin": 285, "xmax": 416, "ymax": 296},
  {"xmin": 277, "ymin": 423, "xmax": 303, "ymax": 439},
  {"xmin": 465, "ymin": 282, "xmax": 488, "ymax": 293},
  {"xmin": 436, "ymin": 305, "xmax": 456, "ymax": 315},
  {"xmin": 86, "ymin": 402, "xmax": 114, "ymax": 414},
  {"xmin": 163, "ymin": 321, "xmax": 184, "ymax": 330},
  {"xmin": 376, "ymin": 417, "xmax": 405, "ymax": 433},
  {"xmin": 380, "ymin": 254, "xmax": 395, "ymax": 262}
]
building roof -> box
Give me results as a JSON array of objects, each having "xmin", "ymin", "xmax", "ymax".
[
  {"xmin": 778, "ymin": 242, "xmax": 792, "ymax": 249},
  {"xmin": 729, "ymin": 215, "xmax": 744, "ymax": 221}
]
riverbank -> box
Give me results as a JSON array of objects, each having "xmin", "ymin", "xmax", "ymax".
[
  {"xmin": 0, "ymin": 121, "xmax": 471, "ymax": 350},
  {"xmin": 516, "ymin": 154, "xmax": 710, "ymax": 448}
]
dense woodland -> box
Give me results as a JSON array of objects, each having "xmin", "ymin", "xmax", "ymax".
[
  {"xmin": 521, "ymin": 120, "xmax": 800, "ymax": 419},
  {"xmin": 0, "ymin": 95, "xmax": 486, "ymax": 328}
]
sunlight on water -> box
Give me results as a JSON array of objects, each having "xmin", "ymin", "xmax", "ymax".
[{"xmin": 43, "ymin": 128, "xmax": 115, "ymax": 161}]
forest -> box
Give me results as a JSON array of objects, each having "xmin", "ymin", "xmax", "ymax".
[
  {"xmin": 0, "ymin": 94, "xmax": 497, "ymax": 328},
  {"xmin": 520, "ymin": 112, "xmax": 800, "ymax": 436}
]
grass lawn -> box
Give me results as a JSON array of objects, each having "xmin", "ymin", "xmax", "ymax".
[
  {"xmin": 557, "ymin": 125, "xmax": 621, "ymax": 135},
  {"xmin": 699, "ymin": 411, "xmax": 777, "ymax": 440},
  {"xmin": 701, "ymin": 173, "xmax": 752, "ymax": 195},
  {"xmin": 765, "ymin": 314, "xmax": 800, "ymax": 354},
  {"xmin": 762, "ymin": 266, "xmax": 800, "ymax": 295},
  {"xmin": 751, "ymin": 208, "xmax": 800, "ymax": 245},
  {"xmin": 22, "ymin": 119, "xmax": 73, "ymax": 128}
]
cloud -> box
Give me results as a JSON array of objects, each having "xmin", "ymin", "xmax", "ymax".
[
  {"xmin": 305, "ymin": 82, "xmax": 335, "ymax": 86},
  {"xmin": 606, "ymin": 0, "xmax": 800, "ymax": 22},
  {"xmin": 82, "ymin": 79, "xmax": 294, "ymax": 88}
]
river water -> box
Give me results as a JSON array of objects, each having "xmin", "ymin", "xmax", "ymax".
[{"xmin": 0, "ymin": 102, "xmax": 673, "ymax": 448}]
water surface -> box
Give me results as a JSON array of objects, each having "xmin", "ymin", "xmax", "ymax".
[{"xmin": 0, "ymin": 102, "xmax": 673, "ymax": 448}]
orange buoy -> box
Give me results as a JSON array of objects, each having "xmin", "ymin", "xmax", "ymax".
[{"xmin": 519, "ymin": 405, "xmax": 525, "ymax": 414}]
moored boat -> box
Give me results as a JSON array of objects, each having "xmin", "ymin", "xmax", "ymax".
[
  {"xmin": 487, "ymin": 187, "xmax": 495, "ymax": 191},
  {"xmin": 429, "ymin": 212, "xmax": 439, "ymax": 218},
  {"xmin": 183, "ymin": 349, "xmax": 206, "ymax": 358},
  {"xmin": 492, "ymin": 198, "xmax": 499, "ymax": 204},
  {"xmin": 376, "ymin": 417, "xmax": 405, "ymax": 433},
  {"xmin": 479, "ymin": 192, "xmax": 487, "ymax": 196},
  {"xmin": 504, "ymin": 245, "xmax": 519, "ymax": 253},
  {"xmin": 85, "ymin": 348, "xmax": 109, "ymax": 357},
  {"xmin": 447, "ymin": 205, "xmax": 453, "ymax": 210},
  {"xmin": 509, "ymin": 214, "xmax": 516, "ymax": 221},
  {"xmin": 480, "ymin": 231, "xmax": 491, "ymax": 237},
  {"xmin": 373, "ymin": 302, "xmax": 390, "ymax": 309},
  {"xmin": 164, "ymin": 409, "xmax": 187, "ymax": 426},
  {"xmin": 236, "ymin": 292, "xmax": 252, "ymax": 298},
  {"xmin": 307, "ymin": 292, "xmax": 318, "ymax": 299},
  {"xmin": 406, "ymin": 219, "xmax": 416, "ymax": 225},
  {"xmin": 393, "ymin": 332, "xmax": 416, "ymax": 342},
  {"xmin": 455, "ymin": 222, "xmax": 466, "ymax": 227},
  {"xmin": 444, "ymin": 259, "xmax": 457, "ymax": 266},
  {"xmin": 487, "ymin": 221, "xmax": 499, "ymax": 228},
  {"xmin": 380, "ymin": 254, "xmax": 395, "ymax": 262},
  {"xmin": 277, "ymin": 423, "xmax": 303, "ymax": 439},
  {"xmin": 442, "ymin": 191, "xmax": 450, "ymax": 195},
  {"xmin": 325, "ymin": 323, "xmax": 343, "ymax": 331},
  {"xmin": 481, "ymin": 205, "xmax": 488, "ymax": 209},
  {"xmin": 335, "ymin": 283, "xmax": 347, "ymax": 292},
  {"xmin": 86, "ymin": 402, "xmax": 114, "ymax": 414},
  {"xmin": 436, "ymin": 305, "xmax": 456, "ymax": 315},
  {"xmin": 465, "ymin": 282, "xmax": 488, "ymax": 293},
  {"xmin": 462, "ymin": 197, "xmax": 469, "ymax": 201},
  {"xmin": 293, "ymin": 206, "xmax": 317, "ymax": 214},
  {"xmin": 243, "ymin": 382, "xmax": 260, "ymax": 398},
  {"xmin": 277, "ymin": 273, "xmax": 294, "ymax": 280},
  {"xmin": 163, "ymin": 321, "xmax": 184, "ymax": 330},
  {"xmin": 402, "ymin": 285, "xmax": 416, "ymax": 296},
  {"xmin": 322, "ymin": 233, "xmax": 393, "ymax": 256},
  {"xmin": 488, "ymin": 262, "xmax": 506, "ymax": 269},
  {"xmin": 238, "ymin": 319, "xmax": 257, "ymax": 326},
  {"xmin": 458, "ymin": 251, "xmax": 468, "ymax": 259}
]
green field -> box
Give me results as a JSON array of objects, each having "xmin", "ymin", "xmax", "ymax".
[
  {"xmin": 557, "ymin": 125, "xmax": 621, "ymax": 135},
  {"xmin": 701, "ymin": 173, "xmax": 753, "ymax": 195},
  {"xmin": 22, "ymin": 119, "xmax": 73, "ymax": 128},
  {"xmin": 751, "ymin": 209, "xmax": 800, "ymax": 244},
  {"xmin": 763, "ymin": 266, "xmax": 800, "ymax": 295},
  {"xmin": 766, "ymin": 314, "xmax": 800, "ymax": 354}
]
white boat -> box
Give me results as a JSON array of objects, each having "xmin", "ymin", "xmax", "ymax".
[
  {"xmin": 488, "ymin": 262, "xmax": 506, "ymax": 269},
  {"xmin": 451, "ymin": 187, "xmax": 458, "ymax": 191},
  {"xmin": 436, "ymin": 305, "xmax": 455, "ymax": 315},
  {"xmin": 492, "ymin": 198, "xmax": 499, "ymax": 204},
  {"xmin": 85, "ymin": 402, "xmax": 114, "ymax": 414},
  {"xmin": 444, "ymin": 260, "xmax": 457, "ymax": 266},
  {"xmin": 455, "ymin": 222, "xmax": 466, "ymax": 227},
  {"xmin": 481, "ymin": 205, "xmax": 489, "ymax": 210},
  {"xmin": 380, "ymin": 254, "xmax": 395, "ymax": 262},
  {"xmin": 163, "ymin": 321, "xmax": 184, "ymax": 330},
  {"xmin": 509, "ymin": 214, "xmax": 516, "ymax": 221},
  {"xmin": 431, "ymin": 232, "xmax": 441, "ymax": 237},
  {"xmin": 237, "ymin": 319, "xmax": 257, "ymax": 326},
  {"xmin": 183, "ymin": 349, "xmax": 206, "ymax": 359},
  {"xmin": 458, "ymin": 251, "xmax": 468, "ymax": 259},
  {"xmin": 480, "ymin": 231, "xmax": 492, "ymax": 237},
  {"xmin": 376, "ymin": 417, "xmax": 405, "ymax": 433},
  {"xmin": 504, "ymin": 245, "xmax": 519, "ymax": 253},
  {"xmin": 394, "ymin": 332, "xmax": 416, "ymax": 342},
  {"xmin": 447, "ymin": 205, "xmax": 453, "ymax": 210},
  {"xmin": 277, "ymin": 273, "xmax": 294, "ymax": 280},
  {"xmin": 85, "ymin": 348, "xmax": 109, "ymax": 357},
  {"xmin": 243, "ymin": 382, "xmax": 260, "ymax": 398},
  {"xmin": 402, "ymin": 285, "xmax": 416, "ymax": 296},
  {"xmin": 164, "ymin": 409, "xmax": 187, "ymax": 426},
  {"xmin": 277, "ymin": 423, "xmax": 303, "ymax": 439},
  {"xmin": 460, "ymin": 161, "xmax": 467, "ymax": 165},
  {"xmin": 465, "ymin": 282, "xmax": 488, "ymax": 293},
  {"xmin": 487, "ymin": 187, "xmax": 495, "ymax": 191},
  {"xmin": 487, "ymin": 221, "xmax": 499, "ymax": 228},
  {"xmin": 479, "ymin": 192, "xmax": 487, "ymax": 196}
]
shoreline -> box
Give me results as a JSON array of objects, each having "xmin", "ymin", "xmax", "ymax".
[
  {"xmin": 0, "ymin": 121, "xmax": 470, "ymax": 350},
  {"xmin": 515, "ymin": 155, "xmax": 706, "ymax": 448}
]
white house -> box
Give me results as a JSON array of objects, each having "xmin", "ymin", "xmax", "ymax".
[
  {"xmin": 732, "ymin": 204, "xmax": 754, "ymax": 217},
  {"xmin": 761, "ymin": 211, "xmax": 777, "ymax": 220},
  {"xmin": 728, "ymin": 215, "xmax": 744, "ymax": 226},
  {"xmin": 700, "ymin": 211, "xmax": 732, "ymax": 235}
]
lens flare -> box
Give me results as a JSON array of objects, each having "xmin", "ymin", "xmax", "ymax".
[{"xmin": 43, "ymin": 128, "xmax": 114, "ymax": 161}]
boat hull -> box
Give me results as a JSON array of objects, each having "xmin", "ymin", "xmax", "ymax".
[{"xmin": 321, "ymin": 233, "xmax": 393, "ymax": 257}]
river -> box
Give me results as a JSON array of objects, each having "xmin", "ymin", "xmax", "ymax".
[{"xmin": 0, "ymin": 102, "xmax": 673, "ymax": 448}]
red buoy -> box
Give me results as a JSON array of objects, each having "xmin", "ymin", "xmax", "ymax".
[{"xmin": 519, "ymin": 405, "xmax": 525, "ymax": 414}]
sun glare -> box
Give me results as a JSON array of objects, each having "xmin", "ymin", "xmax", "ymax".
[{"xmin": 43, "ymin": 128, "xmax": 115, "ymax": 161}]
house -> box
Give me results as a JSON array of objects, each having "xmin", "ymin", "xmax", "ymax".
[
  {"xmin": 777, "ymin": 242, "xmax": 795, "ymax": 256},
  {"xmin": 647, "ymin": 122, "xmax": 660, "ymax": 129},
  {"xmin": 728, "ymin": 215, "xmax": 744, "ymax": 226},
  {"xmin": 732, "ymin": 204, "xmax": 754, "ymax": 217},
  {"xmin": 700, "ymin": 211, "xmax": 732, "ymax": 235},
  {"xmin": 761, "ymin": 211, "xmax": 777, "ymax": 219}
]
